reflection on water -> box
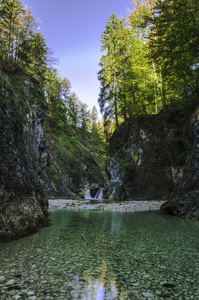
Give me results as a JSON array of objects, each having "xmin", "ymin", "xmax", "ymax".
[
  {"xmin": 0, "ymin": 209, "xmax": 199, "ymax": 299},
  {"xmin": 83, "ymin": 262, "xmax": 117, "ymax": 300}
]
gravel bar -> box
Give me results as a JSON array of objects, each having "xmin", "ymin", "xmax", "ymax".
[{"xmin": 48, "ymin": 199, "xmax": 166, "ymax": 212}]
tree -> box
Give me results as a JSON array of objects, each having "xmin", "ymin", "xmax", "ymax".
[
  {"xmin": 44, "ymin": 69, "xmax": 68, "ymax": 129},
  {"xmin": 67, "ymin": 92, "xmax": 79, "ymax": 127},
  {"xmin": 90, "ymin": 106, "xmax": 98, "ymax": 137},
  {"xmin": 79, "ymin": 102, "xmax": 90, "ymax": 131},
  {"xmin": 98, "ymin": 4, "xmax": 164, "ymax": 135},
  {"xmin": 0, "ymin": 0, "xmax": 23, "ymax": 63},
  {"xmin": 148, "ymin": 0, "xmax": 199, "ymax": 102},
  {"xmin": 128, "ymin": 0, "xmax": 166, "ymax": 112},
  {"xmin": 98, "ymin": 14, "xmax": 126, "ymax": 129},
  {"xmin": 0, "ymin": 0, "xmax": 48, "ymax": 79},
  {"xmin": 60, "ymin": 77, "xmax": 71, "ymax": 106}
]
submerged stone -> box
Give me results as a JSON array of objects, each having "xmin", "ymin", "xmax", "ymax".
[
  {"xmin": 6, "ymin": 279, "xmax": 15, "ymax": 285},
  {"xmin": 142, "ymin": 292, "xmax": 153, "ymax": 298},
  {"xmin": 0, "ymin": 209, "xmax": 199, "ymax": 299}
]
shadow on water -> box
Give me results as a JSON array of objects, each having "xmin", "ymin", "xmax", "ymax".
[{"xmin": 0, "ymin": 209, "xmax": 199, "ymax": 299}]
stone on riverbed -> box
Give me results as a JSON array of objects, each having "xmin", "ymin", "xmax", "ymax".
[{"xmin": 48, "ymin": 199, "xmax": 165, "ymax": 212}]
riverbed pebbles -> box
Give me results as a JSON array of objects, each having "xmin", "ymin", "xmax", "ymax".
[
  {"xmin": 48, "ymin": 199, "xmax": 165, "ymax": 212},
  {"xmin": 0, "ymin": 203, "xmax": 198, "ymax": 299}
]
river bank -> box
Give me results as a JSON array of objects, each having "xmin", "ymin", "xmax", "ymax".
[{"xmin": 48, "ymin": 199, "xmax": 166, "ymax": 212}]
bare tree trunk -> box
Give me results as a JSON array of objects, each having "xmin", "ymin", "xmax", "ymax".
[
  {"xmin": 123, "ymin": 95, "xmax": 127, "ymax": 122},
  {"xmin": 132, "ymin": 84, "xmax": 136, "ymax": 114},
  {"xmin": 114, "ymin": 77, "xmax": 119, "ymax": 128},
  {"xmin": 8, "ymin": 17, "xmax": 13, "ymax": 62},
  {"xmin": 159, "ymin": 64, "xmax": 166, "ymax": 109},
  {"xmin": 152, "ymin": 61, "xmax": 158, "ymax": 113}
]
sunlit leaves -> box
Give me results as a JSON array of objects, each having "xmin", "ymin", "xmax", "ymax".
[
  {"xmin": 98, "ymin": 14, "xmax": 126, "ymax": 129},
  {"xmin": 0, "ymin": 0, "xmax": 48, "ymax": 79},
  {"xmin": 148, "ymin": 0, "xmax": 199, "ymax": 100}
]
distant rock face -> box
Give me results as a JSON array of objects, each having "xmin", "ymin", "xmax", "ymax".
[
  {"xmin": 42, "ymin": 132, "xmax": 106, "ymax": 199},
  {"xmin": 24, "ymin": 105, "xmax": 48, "ymax": 175},
  {"xmin": 0, "ymin": 90, "xmax": 48, "ymax": 242},
  {"xmin": 161, "ymin": 107, "xmax": 199, "ymax": 220},
  {"xmin": 107, "ymin": 108, "xmax": 192, "ymax": 200}
]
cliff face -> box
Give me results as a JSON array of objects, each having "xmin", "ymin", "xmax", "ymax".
[
  {"xmin": 0, "ymin": 88, "xmax": 48, "ymax": 242},
  {"xmin": 42, "ymin": 129, "xmax": 106, "ymax": 199},
  {"xmin": 107, "ymin": 110, "xmax": 188, "ymax": 201},
  {"xmin": 161, "ymin": 107, "xmax": 199, "ymax": 220},
  {"xmin": 0, "ymin": 80, "xmax": 106, "ymax": 242},
  {"xmin": 107, "ymin": 103, "xmax": 199, "ymax": 219}
]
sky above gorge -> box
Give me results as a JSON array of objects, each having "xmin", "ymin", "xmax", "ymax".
[{"xmin": 23, "ymin": 0, "xmax": 132, "ymax": 111}]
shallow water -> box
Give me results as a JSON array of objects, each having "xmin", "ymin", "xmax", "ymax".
[{"xmin": 0, "ymin": 209, "xmax": 199, "ymax": 299}]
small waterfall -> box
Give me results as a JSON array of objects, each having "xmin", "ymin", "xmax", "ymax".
[
  {"xmin": 85, "ymin": 188, "xmax": 104, "ymax": 200},
  {"xmin": 84, "ymin": 189, "xmax": 93, "ymax": 200},
  {"xmin": 95, "ymin": 188, "xmax": 104, "ymax": 200}
]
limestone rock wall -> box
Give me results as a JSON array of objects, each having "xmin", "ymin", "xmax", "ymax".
[
  {"xmin": 107, "ymin": 110, "xmax": 189, "ymax": 201},
  {"xmin": 161, "ymin": 107, "xmax": 199, "ymax": 220},
  {"xmin": 0, "ymin": 90, "xmax": 48, "ymax": 242},
  {"xmin": 107, "ymin": 104, "xmax": 199, "ymax": 219}
]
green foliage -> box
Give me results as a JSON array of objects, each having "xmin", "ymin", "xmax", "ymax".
[
  {"xmin": 0, "ymin": 0, "xmax": 48, "ymax": 79},
  {"xmin": 98, "ymin": 14, "xmax": 126, "ymax": 129},
  {"xmin": 116, "ymin": 148, "xmax": 138, "ymax": 174},
  {"xmin": 0, "ymin": 0, "xmax": 107, "ymax": 185},
  {"xmin": 98, "ymin": 0, "xmax": 199, "ymax": 138},
  {"xmin": 148, "ymin": 0, "xmax": 199, "ymax": 103},
  {"xmin": 98, "ymin": 6, "xmax": 162, "ymax": 137}
]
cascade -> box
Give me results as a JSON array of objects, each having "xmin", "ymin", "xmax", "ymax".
[
  {"xmin": 95, "ymin": 188, "xmax": 104, "ymax": 200},
  {"xmin": 84, "ymin": 189, "xmax": 93, "ymax": 200},
  {"xmin": 85, "ymin": 188, "xmax": 104, "ymax": 200}
]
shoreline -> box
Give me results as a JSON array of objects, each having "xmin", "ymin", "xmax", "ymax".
[{"xmin": 48, "ymin": 199, "xmax": 166, "ymax": 212}]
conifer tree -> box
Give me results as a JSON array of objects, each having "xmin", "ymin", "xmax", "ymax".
[
  {"xmin": 98, "ymin": 14, "xmax": 125, "ymax": 129},
  {"xmin": 79, "ymin": 102, "xmax": 90, "ymax": 131},
  {"xmin": 90, "ymin": 106, "xmax": 98, "ymax": 137},
  {"xmin": 0, "ymin": 0, "xmax": 23, "ymax": 63},
  {"xmin": 67, "ymin": 92, "xmax": 79, "ymax": 127},
  {"xmin": 148, "ymin": 0, "xmax": 199, "ymax": 100},
  {"xmin": 0, "ymin": 0, "xmax": 48, "ymax": 77}
]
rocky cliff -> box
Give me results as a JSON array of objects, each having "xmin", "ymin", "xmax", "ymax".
[
  {"xmin": 161, "ymin": 106, "xmax": 199, "ymax": 220},
  {"xmin": 107, "ymin": 109, "xmax": 187, "ymax": 200},
  {"xmin": 42, "ymin": 128, "xmax": 106, "ymax": 199},
  {"xmin": 0, "ymin": 75, "xmax": 106, "ymax": 242},
  {"xmin": 0, "ymin": 80, "xmax": 48, "ymax": 242},
  {"xmin": 107, "ymin": 103, "xmax": 199, "ymax": 219},
  {"xmin": 107, "ymin": 104, "xmax": 199, "ymax": 219}
]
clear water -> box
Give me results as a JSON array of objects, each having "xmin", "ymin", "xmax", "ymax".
[{"xmin": 0, "ymin": 209, "xmax": 199, "ymax": 299}]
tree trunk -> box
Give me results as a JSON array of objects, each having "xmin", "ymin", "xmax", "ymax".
[
  {"xmin": 114, "ymin": 76, "xmax": 119, "ymax": 128},
  {"xmin": 159, "ymin": 65, "xmax": 166, "ymax": 109},
  {"xmin": 123, "ymin": 95, "xmax": 127, "ymax": 122},
  {"xmin": 8, "ymin": 17, "xmax": 13, "ymax": 62},
  {"xmin": 152, "ymin": 62, "xmax": 158, "ymax": 113},
  {"xmin": 132, "ymin": 84, "xmax": 136, "ymax": 114}
]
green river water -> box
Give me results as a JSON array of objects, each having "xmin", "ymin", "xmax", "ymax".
[{"xmin": 0, "ymin": 209, "xmax": 199, "ymax": 299}]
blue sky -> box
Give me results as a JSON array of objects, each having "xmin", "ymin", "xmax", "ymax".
[{"xmin": 24, "ymin": 0, "xmax": 132, "ymax": 111}]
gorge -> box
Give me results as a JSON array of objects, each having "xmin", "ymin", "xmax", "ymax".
[
  {"xmin": 0, "ymin": 0, "xmax": 199, "ymax": 298},
  {"xmin": 1, "ymin": 83, "xmax": 199, "ymax": 243}
]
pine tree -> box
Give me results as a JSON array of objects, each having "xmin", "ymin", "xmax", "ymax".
[
  {"xmin": 98, "ymin": 14, "xmax": 125, "ymax": 129},
  {"xmin": 67, "ymin": 92, "xmax": 79, "ymax": 127},
  {"xmin": 0, "ymin": 0, "xmax": 48, "ymax": 77},
  {"xmin": 90, "ymin": 106, "xmax": 98, "ymax": 137},
  {"xmin": 0, "ymin": 0, "xmax": 23, "ymax": 63},
  {"xmin": 79, "ymin": 102, "xmax": 90, "ymax": 131},
  {"xmin": 148, "ymin": 0, "xmax": 199, "ymax": 101}
]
